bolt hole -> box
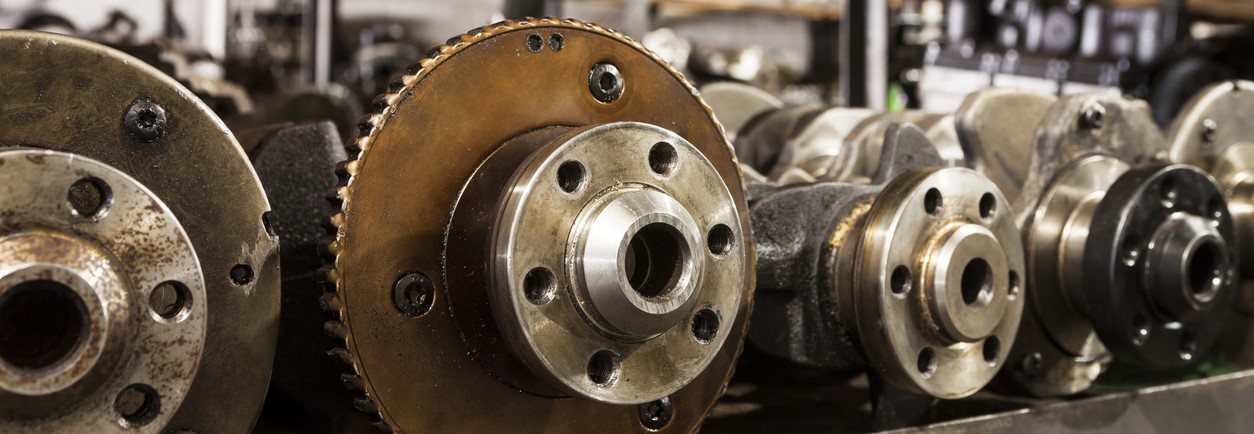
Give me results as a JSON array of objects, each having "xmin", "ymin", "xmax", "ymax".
[
  {"xmin": 625, "ymin": 223, "xmax": 685, "ymax": 298},
  {"xmin": 961, "ymin": 258, "xmax": 994, "ymax": 307},
  {"xmin": 523, "ymin": 267, "xmax": 557, "ymax": 305},
  {"xmin": 557, "ymin": 160, "xmax": 587, "ymax": 193},
  {"xmin": 707, "ymin": 224, "xmax": 734, "ymax": 256},
  {"xmin": 1132, "ymin": 315, "xmax": 1151, "ymax": 346},
  {"xmin": 692, "ymin": 308, "xmax": 719, "ymax": 343},
  {"xmin": 114, "ymin": 383, "xmax": 160, "ymax": 426},
  {"xmin": 549, "ymin": 33, "xmax": 564, "ymax": 51},
  {"xmin": 230, "ymin": 264, "xmax": 254, "ymax": 286},
  {"xmin": 982, "ymin": 336, "xmax": 1001, "ymax": 364},
  {"xmin": 916, "ymin": 347, "xmax": 936, "ymax": 377},
  {"xmin": 924, "ymin": 188, "xmax": 943, "ymax": 216},
  {"xmin": 587, "ymin": 350, "xmax": 620, "ymax": 386},
  {"xmin": 649, "ymin": 142, "xmax": 678, "ymax": 175},
  {"xmin": 1181, "ymin": 332, "xmax": 1197, "ymax": 361},
  {"xmin": 525, "ymin": 34, "xmax": 543, "ymax": 52},
  {"xmin": 979, "ymin": 192, "xmax": 996, "ymax": 219},
  {"xmin": 67, "ymin": 177, "xmax": 111, "ymax": 218},
  {"xmin": 1208, "ymin": 196, "xmax": 1227, "ymax": 223},
  {"xmin": 1009, "ymin": 270, "xmax": 1021, "ymax": 297},
  {"xmin": 1121, "ymin": 234, "xmax": 1143, "ymax": 267},
  {"xmin": 149, "ymin": 281, "xmax": 191, "ymax": 320},
  {"xmin": 1160, "ymin": 175, "xmax": 1178, "ymax": 209},
  {"xmin": 890, "ymin": 265, "xmax": 912, "ymax": 295},
  {"xmin": 0, "ymin": 280, "xmax": 87, "ymax": 369}
]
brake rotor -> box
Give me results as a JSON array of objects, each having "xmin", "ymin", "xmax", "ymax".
[
  {"xmin": 0, "ymin": 31, "xmax": 279, "ymax": 433},
  {"xmin": 322, "ymin": 18, "xmax": 752, "ymax": 432}
]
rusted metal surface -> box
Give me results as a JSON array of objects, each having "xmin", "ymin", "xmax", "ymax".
[
  {"xmin": 0, "ymin": 31, "xmax": 280, "ymax": 433},
  {"xmin": 0, "ymin": 149, "xmax": 204, "ymax": 432},
  {"xmin": 319, "ymin": 18, "xmax": 753, "ymax": 433}
]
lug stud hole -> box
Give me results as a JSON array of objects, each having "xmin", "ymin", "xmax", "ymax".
[
  {"xmin": 523, "ymin": 267, "xmax": 557, "ymax": 305},
  {"xmin": 1159, "ymin": 175, "xmax": 1178, "ymax": 209},
  {"xmin": 707, "ymin": 224, "xmax": 734, "ymax": 256},
  {"xmin": 691, "ymin": 308, "xmax": 719, "ymax": 344},
  {"xmin": 924, "ymin": 188, "xmax": 943, "ymax": 216},
  {"xmin": 649, "ymin": 142, "xmax": 678, "ymax": 175},
  {"xmin": 1121, "ymin": 234, "xmax": 1143, "ymax": 267},
  {"xmin": 890, "ymin": 265, "xmax": 912, "ymax": 295},
  {"xmin": 150, "ymin": 281, "xmax": 191, "ymax": 320},
  {"xmin": 557, "ymin": 160, "xmax": 587, "ymax": 193},
  {"xmin": 587, "ymin": 350, "xmax": 620, "ymax": 386},
  {"xmin": 114, "ymin": 383, "xmax": 160, "ymax": 426},
  {"xmin": 979, "ymin": 192, "xmax": 996, "ymax": 219},
  {"xmin": 917, "ymin": 347, "xmax": 937, "ymax": 377},
  {"xmin": 68, "ymin": 177, "xmax": 111, "ymax": 219},
  {"xmin": 1132, "ymin": 315, "xmax": 1151, "ymax": 346},
  {"xmin": 982, "ymin": 336, "xmax": 1001, "ymax": 364}
]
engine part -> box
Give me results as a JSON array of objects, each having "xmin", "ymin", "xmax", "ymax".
[
  {"xmin": 698, "ymin": 81, "xmax": 783, "ymax": 142},
  {"xmin": 0, "ymin": 31, "xmax": 279, "ymax": 432},
  {"xmin": 956, "ymin": 90, "xmax": 1238, "ymax": 396},
  {"xmin": 730, "ymin": 107, "xmax": 962, "ymax": 185},
  {"xmin": 320, "ymin": 18, "xmax": 752, "ymax": 432},
  {"xmin": 747, "ymin": 124, "xmax": 1024, "ymax": 414},
  {"xmin": 1167, "ymin": 80, "xmax": 1254, "ymax": 363}
]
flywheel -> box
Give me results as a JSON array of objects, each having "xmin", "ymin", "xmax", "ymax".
[{"xmin": 322, "ymin": 18, "xmax": 753, "ymax": 432}]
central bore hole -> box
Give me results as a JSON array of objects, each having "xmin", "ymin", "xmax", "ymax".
[
  {"xmin": 0, "ymin": 280, "xmax": 88, "ymax": 370},
  {"xmin": 623, "ymin": 223, "xmax": 684, "ymax": 299},
  {"xmin": 1187, "ymin": 241, "xmax": 1226, "ymax": 301},
  {"xmin": 961, "ymin": 258, "xmax": 994, "ymax": 306}
]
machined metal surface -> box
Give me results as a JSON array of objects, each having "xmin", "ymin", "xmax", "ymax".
[
  {"xmin": 1166, "ymin": 80, "xmax": 1254, "ymax": 364},
  {"xmin": 0, "ymin": 31, "xmax": 280, "ymax": 433},
  {"xmin": 0, "ymin": 150, "xmax": 204, "ymax": 432},
  {"xmin": 698, "ymin": 81, "xmax": 783, "ymax": 141},
  {"xmin": 747, "ymin": 124, "xmax": 1024, "ymax": 402},
  {"xmin": 321, "ymin": 18, "xmax": 752, "ymax": 433}
]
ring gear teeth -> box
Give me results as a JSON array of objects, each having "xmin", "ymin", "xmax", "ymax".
[{"xmin": 319, "ymin": 17, "xmax": 751, "ymax": 433}]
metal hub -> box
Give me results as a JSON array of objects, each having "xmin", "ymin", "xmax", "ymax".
[
  {"xmin": 0, "ymin": 30, "xmax": 279, "ymax": 433},
  {"xmin": 322, "ymin": 18, "xmax": 753, "ymax": 432},
  {"xmin": 472, "ymin": 123, "xmax": 744, "ymax": 403},
  {"xmin": 850, "ymin": 167, "xmax": 1024, "ymax": 398},
  {"xmin": 0, "ymin": 150, "xmax": 204, "ymax": 432}
]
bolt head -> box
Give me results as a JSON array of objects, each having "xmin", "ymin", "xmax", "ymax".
[
  {"xmin": 393, "ymin": 273, "xmax": 434, "ymax": 317},
  {"xmin": 638, "ymin": 396, "xmax": 673, "ymax": 429},
  {"xmin": 123, "ymin": 99, "xmax": 168, "ymax": 143},
  {"xmin": 588, "ymin": 63, "xmax": 624, "ymax": 104}
]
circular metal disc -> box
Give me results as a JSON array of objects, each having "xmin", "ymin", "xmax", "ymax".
[
  {"xmin": 0, "ymin": 149, "xmax": 205, "ymax": 432},
  {"xmin": 323, "ymin": 18, "xmax": 753, "ymax": 432},
  {"xmin": 855, "ymin": 167, "xmax": 1025, "ymax": 399},
  {"xmin": 0, "ymin": 31, "xmax": 280, "ymax": 433}
]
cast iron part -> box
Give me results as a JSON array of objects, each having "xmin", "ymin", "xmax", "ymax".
[{"xmin": 747, "ymin": 124, "xmax": 1024, "ymax": 428}]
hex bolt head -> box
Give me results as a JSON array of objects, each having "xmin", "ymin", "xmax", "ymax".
[
  {"xmin": 1080, "ymin": 103, "xmax": 1105, "ymax": 130},
  {"xmin": 393, "ymin": 272, "xmax": 435, "ymax": 317},
  {"xmin": 123, "ymin": 99, "xmax": 168, "ymax": 143},
  {"xmin": 588, "ymin": 63, "xmax": 624, "ymax": 104},
  {"xmin": 638, "ymin": 396, "xmax": 673, "ymax": 429}
]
